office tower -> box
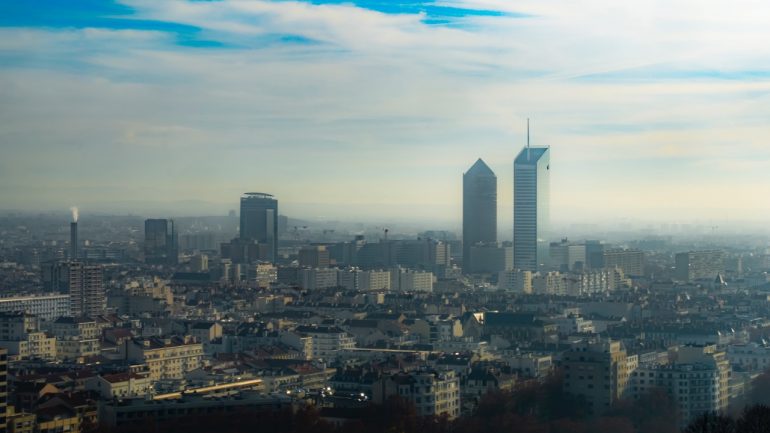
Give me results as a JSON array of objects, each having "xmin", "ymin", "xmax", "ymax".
[
  {"xmin": 675, "ymin": 250, "xmax": 724, "ymax": 282},
  {"xmin": 513, "ymin": 141, "xmax": 550, "ymax": 272},
  {"xmin": 67, "ymin": 262, "xmax": 106, "ymax": 317},
  {"xmin": 462, "ymin": 158, "xmax": 497, "ymax": 273},
  {"xmin": 70, "ymin": 222, "xmax": 78, "ymax": 260},
  {"xmin": 239, "ymin": 192, "xmax": 278, "ymax": 263},
  {"xmin": 144, "ymin": 219, "xmax": 178, "ymax": 265}
]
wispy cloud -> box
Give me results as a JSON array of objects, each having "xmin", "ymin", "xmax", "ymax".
[{"xmin": 1, "ymin": 0, "xmax": 770, "ymax": 224}]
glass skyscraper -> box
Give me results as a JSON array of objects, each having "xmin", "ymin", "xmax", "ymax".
[
  {"xmin": 513, "ymin": 146, "xmax": 550, "ymax": 272},
  {"xmin": 462, "ymin": 158, "xmax": 497, "ymax": 273},
  {"xmin": 144, "ymin": 218, "xmax": 178, "ymax": 265},
  {"xmin": 239, "ymin": 192, "xmax": 278, "ymax": 263}
]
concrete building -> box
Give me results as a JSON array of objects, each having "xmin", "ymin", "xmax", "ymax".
[
  {"xmin": 0, "ymin": 294, "xmax": 70, "ymax": 321},
  {"xmin": 66, "ymin": 262, "xmax": 106, "ymax": 318},
  {"xmin": 549, "ymin": 238, "xmax": 589, "ymax": 271},
  {"xmin": 675, "ymin": 250, "xmax": 725, "ymax": 282},
  {"xmin": 562, "ymin": 339, "xmax": 633, "ymax": 415},
  {"xmin": 124, "ymin": 336, "xmax": 204, "ymax": 381},
  {"xmin": 295, "ymin": 325, "xmax": 355, "ymax": 360},
  {"xmin": 86, "ymin": 372, "xmax": 154, "ymax": 399},
  {"xmin": 497, "ymin": 269, "xmax": 532, "ymax": 293},
  {"xmin": 391, "ymin": 268, "xmax": 434, "ymax": 292},
  {"xmin": 467, "ymin": 245, "xmax": 512, "ymax": 274},
  {"xmin": 513, "ymin": 144, "xmax": 550, "ymax": 272},
  {"xmin": 462, "ymin": 158, "xmax": 497, "ymax": 273},
  {"xmin": 373, "ymin": 369, "xmax": 461, "ymax": 420},
  {"xmin": 632, "ymin": 345, "xmax": 730, "ymax": 426},
  {"xmin": 0, "ymin": 313, "xmax": 56, "ymax": 361},
  {"xmin": 603, "ymin": 249, "xmax": 645, "ymax": 277},
  {"xmin": 532, "ymin": 271, "xmax": 566, "ymax": 295},
  {"xmin": 300, "ymin": 268, "xmax": 339, "ymax": 291},
  {"xmin": 727, "ymin": 343, "xmax": 770, "ymax": 372},
  {"xmin": 251, "ymin": 262, "xmax": 277, "ymax": 288},
  {"xmin": 298, "ymin": 246, "xmax": 330, "ymax": 268},
  {"xmin": 239, "ymin": 192, "xmax": 278, "ymax": 263},
  {"xmin": 338, "ymin": 268, "xmax": 391, "ymax": 292}
]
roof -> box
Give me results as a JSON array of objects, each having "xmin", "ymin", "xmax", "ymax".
[
  {"xmin": 485, "ymin": 312, "xmax": 543, "ymax": 327},
  {"xmin": 465, "ymin": 158, "xmax": 495, "ymax": 177},
  {"xmin": 514, "ymin": 146, "xmax": 549, "ymax": 165}
]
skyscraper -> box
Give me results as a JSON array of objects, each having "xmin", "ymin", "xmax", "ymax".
[
  {"xmin": 462, "ymin": 158, "xmax": 497, "ymax": 273},
  {"xmin": 239, "ymin": 192, "xmax": 278, "ymax": 263},
  {"xmin": 513, "ymin": 145, "xmax": 550, "ymax": 272},
  {"xmin": 144, "ymin": 219, "xmax": 178, "ymax": 265}
]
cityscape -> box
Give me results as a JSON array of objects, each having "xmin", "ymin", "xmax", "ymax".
[{"xmin": 3, "ymin": 2, "xmax": 770, "ymax": 433}]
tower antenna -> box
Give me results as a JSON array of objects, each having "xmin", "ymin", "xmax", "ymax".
[{"xmin": 527, "ymin": 118, "xmax": 531, "ymax": 161}]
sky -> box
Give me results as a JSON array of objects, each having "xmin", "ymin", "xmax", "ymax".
[{"xmin": 2, "ymin": 0, "xmax": 770, "ymax": 228}]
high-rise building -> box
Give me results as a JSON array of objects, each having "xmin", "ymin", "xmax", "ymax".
[
  {"xmin": 144, "ymin": 219, "xmax": 178, "ymax": 265},
  {"xmin": 513, "ymin": 144, "xmax": 550, "ymax": 272},
  {"xmin": 675, "ymin": 250, "xmax": 724, "ymax": 282},
  {"xmin": 462, "ymin": 158, "xmax": 497, "ymax": 273},
  {"xmin": 239, "ymin": 192, "xmax": 278, "ymax": 263},
  {"xmin": 67, "ymin": 262, "xmax": 106, "ymax": 318}
]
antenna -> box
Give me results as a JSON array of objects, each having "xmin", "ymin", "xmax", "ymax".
[{"xmin": 527, "ymin": 118, "xmax": 531, "ymax": 161}]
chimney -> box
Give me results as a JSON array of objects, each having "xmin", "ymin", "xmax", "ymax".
[{"xmin": 70, "ymin": 222, "xmax": 78, "ymax": 260}]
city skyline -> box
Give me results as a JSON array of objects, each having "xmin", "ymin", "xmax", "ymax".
[{"xmin": 2, "ymin": 1, "xmax": 770, "ymax": 223}]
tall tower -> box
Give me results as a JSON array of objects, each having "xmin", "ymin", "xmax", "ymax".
[
  {"xmin": 144, "ymin": 219, "xmax": 178, "ymax": 265},
  {"xmin": 70, "ymin": 222, "xmax": 78, "ymax": 260},
  {"xmin": 513, "ymin": 131, "xmax": 550, "ymax": 272},
  {"xmin": 462, "ymin": 158, "xmax": 497, "ymax": 273},
  {"xmin": 239, "ymin": 192, "xmax": 278, "ymax": 263}
]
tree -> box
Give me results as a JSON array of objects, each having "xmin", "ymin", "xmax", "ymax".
[{"xmin": 683, "ymin": 412, "xmax": 735, "ymax": 433}]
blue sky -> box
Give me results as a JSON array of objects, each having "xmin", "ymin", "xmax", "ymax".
[{"xmin": 2, "ymin": 0, "xmax": 770, "ymax": 227}]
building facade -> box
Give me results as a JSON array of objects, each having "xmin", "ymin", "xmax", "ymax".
[
  {"xmin": 144, "ymin": 219, "xmax": 178, "ymax": 265},
  {"xmin": 239, "ymin": 192, "xmax": 278, "ymax": 263},
  {"xmin": 513, "ymin": 146, "xmax": 550, "ymax": 272},
  {"xmin": 462, "ymin": 158, "xmax": 497, "ymax": 274}
]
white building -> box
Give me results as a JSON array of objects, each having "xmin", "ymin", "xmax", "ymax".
[
  {"xmin": 391, "ymin": 268, "xmax": 433, "ymax": 292},
  {"xmin": 0, "ymin": 294, "xmax": 70, "ymax": 321},
  {"xmin": 726, "ymin": 343, "xmax": 770, "ymax": 372},
  {"xmin": 0, "ymin": 312, "xmax": 57, "ymax": 360},
  {"xmin": 373, "ymin": 369, "xmax": 461, "ymax": 420},
  {"xmin": 338, "ymin": 268, "xmax": 391, "ymax": 291},
  {"xmin": 497, "ymin": 270, "xmax": 532, "ymax": 293},
  {"xmin": 295, "ymin": 325, "xmax": 355, "ymax": 360},
  {"xmin": 300, "ymin": 268, "xmax": 338, "ymax": 290}
]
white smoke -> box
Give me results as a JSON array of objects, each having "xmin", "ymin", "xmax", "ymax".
[{"xmin": 70, "ymin": 206, "xmax": 79, "ymax": 222}]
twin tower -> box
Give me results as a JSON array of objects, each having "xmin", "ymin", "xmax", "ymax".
[{"xmin": 462, "ymin": 146, "xmax": 550, "ymax": 274}]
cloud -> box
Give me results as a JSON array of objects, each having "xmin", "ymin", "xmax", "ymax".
[{"xmin": 1, "ymin": 0, "xmax": 770, "ymax": 225}]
